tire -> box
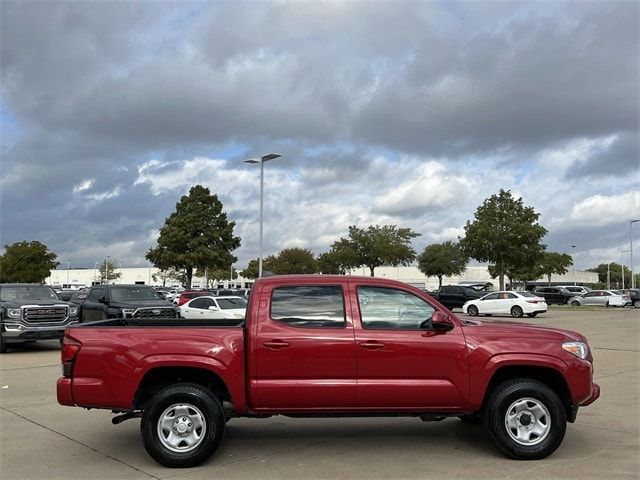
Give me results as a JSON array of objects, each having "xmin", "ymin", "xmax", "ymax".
[
  {"xmin": 484, "ymin": 379, "xmax": 566, "ymax": 460},
  {"xmin": 526, "ymin": 313, "xmax": 538, "ymax": 318},
  {"xmin": 141, "ymin": 383, "xmax": 225, "ymax": 468},
  {"xmin": 634, "ymin": 300, "xmax": 640, "ymax": 309},
  {"xmin": 511, "ymin": 306, "xmax": 524, "ymax": 318},
  {"xmin": 0, "ymin": 335, "xmax": 7, "ymax": 354},
  {"xmin": 467, "ymin": 305, "xmax": 479, "ymax": 317},
  {"xmin": 605, "ymin": 302, "xmax": 610, "ymax": 308},
  {"xmin": 570, "ymin": 300, "xmax": 580, "ymax": 306}
]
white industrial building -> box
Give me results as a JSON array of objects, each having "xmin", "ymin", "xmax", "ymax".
[{"xmin": 46, "ymin": 265, "xmax": 597, "ymax": 290}]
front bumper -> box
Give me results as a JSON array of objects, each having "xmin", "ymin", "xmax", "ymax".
[
  {"xmin": 580, "ymin": 382, "xmax": 600, "ymax": 406},
  {"xmin": 2, "ymin": 320, "xmax": 80, "ymax": 342}
]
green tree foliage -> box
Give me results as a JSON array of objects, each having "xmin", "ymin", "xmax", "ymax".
[
  {"xmin": 97, "ymin": 258, "xmax": 122, "ymax": 284},
  {"xmin": 243, "ymin": 259, "xmax": 260, "ymax": 279},
  {"xmin": 538, "ymin": 252, "xmax": 573, "ymax": 285},
  {"xmin": 152, "ymin": 267, "xmax": 185, "ymax": 287},
  {"xmin": 587, "ymin": 263, "xmax": 633, "ymax": 288},
  {"xmin": 267, "ymin": 248, "xmax": 317, "ymax": 275},
  {"xmin": 316, "ymin": 249, "xmax": 351, "ymax": 274},
  {"xmin": 0, "ymin": 240, "xmax": 59, "ymax": 283},
  {"xmin": 146, "ymin": 185, "xmax": 241, "ymax": 288},
  {"xmin": 332, "ymin": 225, "xmax": 420, "ymax": 276},
  {"xmin": 461, "ymin": 189, "xmax": 547, "ymax": 290},
  {"xmin": 417, "ymin": 241, "xmax": 468, "ymax": 288}
]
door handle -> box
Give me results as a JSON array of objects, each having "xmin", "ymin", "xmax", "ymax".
[
  {"xmin": 263, "ymin": 340, "xmax": 291, "ymax": 349},
  {"xmin": 358, "ymin": 341, "xmax": 386, "ymax": 350}
]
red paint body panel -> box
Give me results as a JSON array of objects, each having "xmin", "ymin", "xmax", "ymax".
[{"xmin": 58, "ymin": 275, "xmax": 599, "ymax": 418}]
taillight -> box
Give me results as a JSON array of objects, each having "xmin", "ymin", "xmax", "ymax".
[
  {"xmin": 526, "ymin": 300, "xmax": 539, "ymax": 303},
  {"xmin": 61, "ymin": 337, "xmax": 81, "ymax": 377}
]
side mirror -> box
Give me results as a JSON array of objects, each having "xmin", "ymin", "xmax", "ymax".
[
  {"xmin": 431, "ymin": 311, "xmax": 453, "ymax": 330},
  {"xmin": 208, "ymin": 306, "xmax": 219, "ymax": 311}
]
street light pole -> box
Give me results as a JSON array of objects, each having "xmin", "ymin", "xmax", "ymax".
[
  {"xmin": 244, "ymin": 153, "xmax": 282, "ymax": 278},
  {"xmin": 606, "ymin": 262, "xmax": 612, "ymax": 290},
  {"xmin": 620, "ymin": 249, "xmax": 630, "ymax": 289},
  {"xmin": 571, "ymin": 245, "xmax": 576, "ymax": 286},
  {"xmin": 66, "ymin": 259, "xmax": 71, "ymax": 286},
  {"xmin": 631, "ymin": 220, "xmax": 640, "ymax": 289}
]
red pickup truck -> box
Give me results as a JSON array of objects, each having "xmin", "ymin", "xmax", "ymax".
[{"xmin": 57, "ymin": 275, "xmax": 599, "ymax": 467}]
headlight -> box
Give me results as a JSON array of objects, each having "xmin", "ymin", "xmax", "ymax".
[
  {"xmin": 69, "ymin": 307, "xmax": 79, "ymax": 316},
  {"xmin": 562, "ymin": 341, "xmax": 588, "ymax": 360},
  {"xmin": 7, "ymin": 308, "xmax": 21, "ymax": 319}
]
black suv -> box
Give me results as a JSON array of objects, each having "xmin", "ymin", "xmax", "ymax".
[
  {"xmin": 0, "ymin": 283, "xmax": 80, "ymax": 353},
  {"xmin": 82, "ymin": 284, "xmax": 177, "ymax": 321},
  {"xmin": 429, "ymin": 285, "xmax": 485, "ymax": 309},
  {"xmin": 533, "ymin": 286, "xmax": 575, "ymax": 305}
]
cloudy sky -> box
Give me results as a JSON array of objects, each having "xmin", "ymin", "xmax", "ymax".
[{"xmin": 1, "ymin": 1, "xmax": 638, "ymax": 272}]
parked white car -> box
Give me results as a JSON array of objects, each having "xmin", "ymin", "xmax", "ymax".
[
  {"xmin": 178, "ymin": 296, "xmax": 247, "ymax": 320},
  {"xmin": 568, "ymin": 290, "xmax": 626, "ymax": 307},
  {"xmin": 463, "ymin": 291, "xmax": 547, "ymax": 318}
]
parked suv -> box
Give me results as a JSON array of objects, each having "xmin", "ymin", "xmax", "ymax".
[
  {"xmin": 82, "ymin": 285, "xmax": 177, "ymax": 321},
  {"xmin": 533, "ymin": 286, "xmax": 575, "ymax": 305},
  {"xmin": 429, "ymin": 285, "xmax": 485, "ymax": 309},
  {"xmin": 0, "ymin": 283, "xmax": 80, "ymax": 353}
]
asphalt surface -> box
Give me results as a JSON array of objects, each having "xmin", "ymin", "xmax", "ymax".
[{"xmin": 1, "ymin": 309, "xmax": 638, "ymax": 480}]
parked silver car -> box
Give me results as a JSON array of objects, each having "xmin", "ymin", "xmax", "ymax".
[{"xmin": 568, "ymin": 290, "xmax": 626, "ymax": 307}]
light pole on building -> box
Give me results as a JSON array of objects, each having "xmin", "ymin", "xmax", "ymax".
[
  {"xmin": 244, "ymin": 153, "xmax": 282, "ymax": 278},
  {"xmin": 631, "ymin": 220, "xmax": 640, "ymax": 289}
]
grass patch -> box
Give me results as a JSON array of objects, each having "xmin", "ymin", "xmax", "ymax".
[{"xmin": 548, "ymin": 304, "xmax": 626, "ymax": 312}]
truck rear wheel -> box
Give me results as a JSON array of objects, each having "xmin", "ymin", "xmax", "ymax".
[
  {"xmin": 484, "ymin": 379, "xmax": 566, "ymax": 460},
  {"xmin": 0, "ymin": 335, "xmax": 7, "ymax": 354},
  {"xmin": 141, "ymin": 383, "xmax": 225, "ymax": 468}
]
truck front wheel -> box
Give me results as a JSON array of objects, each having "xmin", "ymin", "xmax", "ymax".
[
  {"xmin": 484, "ymin": 379, "xmax": 566, "ymax": 460},
  {"xmin": 141, "ymin": 383, "xmax": 225, "ymax": 468}
]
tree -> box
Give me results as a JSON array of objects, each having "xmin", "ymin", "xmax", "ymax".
[
  {"xmin": 0, "ymin": 241, "xmax": 59, "ymax": 283},
  {"xmin": 587, "ymin": 263, "xmax": 633, "ymax": 288},
  {"xmin": 243, "ymin": 259, "xmax": 260, "ymax": 279},
  {"xmin": 417, "ymin": 241, "xmax": 468, "ymax": 288},
  {"xmin": 146, "ymin": 185, "xmax": 241, "ymax": 289},
  {"xmin": 539, "ymin": 252, "xmax": 573, "ymax": 286},
  {"xmin": 98, "ymin": 258, "xmax": 122, "ymax": 284},
  {"xmin": 267, "ymin": 248, "xmax": 317, "ymax": 275},
  {"xmin": 461, "ymin": 189, "xmax": 547, "ymax": 290},
  {"xmin": 332, "ymin": 225, "xmax": 420, "ymax": 276},
  {"xmin": 152, "ymin": 267, "xmax": 185, "ymax": 287},
  {"xmin": 316, "ymin": 249, "xmax": 351, "ymax": 274}
]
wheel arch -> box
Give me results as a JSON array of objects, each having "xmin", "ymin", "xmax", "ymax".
[
  {"xmin": 133, "ymin": 366, "xmax": 232, "ymax": 411},
  {"xmin": 481, "ymin": 364, "xmax": 574, "ymax": 422}
]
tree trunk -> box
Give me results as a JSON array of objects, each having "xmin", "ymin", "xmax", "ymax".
[
  {"xmin": 438, "ymin": 275, "xmax": 443, "ymax": 288},
  {"xmin": 186, "ymin": 266, "xmax": 193, "ymax": 289},
  {"xmin": 369, "ymin": 266, "xmax": 375, "ymax": 277},
  {"xmin": 547, "ymin": 274, "xmax": 551, "ymax": 286}
]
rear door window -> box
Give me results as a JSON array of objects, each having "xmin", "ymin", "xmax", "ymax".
[{"xmin": 271, "ymin": 286, "xmax": 345, "ymax": 328}]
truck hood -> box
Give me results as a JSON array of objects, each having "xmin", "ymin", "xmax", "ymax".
[
  {"xmin": 460, "ymin": 318, "xmax": 584, "ymax": 343},
  {"xmin": 0, "ymin": 299, "xmax": 75, "ymax": 308},
  {"xmin": 113, "ymin": 300, "xmax": 174, "ymax": 308}
]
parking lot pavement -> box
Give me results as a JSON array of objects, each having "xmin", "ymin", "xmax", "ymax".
[{"xmin": 1, "ymin": 309, "xmax": 638, "ymax": 480}]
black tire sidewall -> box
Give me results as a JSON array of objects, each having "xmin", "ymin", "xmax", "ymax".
[
  {"xmin": 468, "ymin": 305, "xmax": 479, "ymax": 316},
  {"xmin": 511, "ymin": 306, "xmax": 523, "ymax": 318},
  {"xmin": 485, "ymin": 379, "xmax": 566, "ymax": 460},
  {"xmin": 141, "ymin": 383, "xmax": 225, "ymax": 468}
]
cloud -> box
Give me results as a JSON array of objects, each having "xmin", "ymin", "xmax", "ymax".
[{"xmin": 0, "ymin": 1, "xmax": 638, "ymax": 274}]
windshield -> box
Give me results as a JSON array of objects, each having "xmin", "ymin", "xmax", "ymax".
[
  {"xmin": 217, "ymin": 298, "xmax": 247, "ymax": 309},
  {"xmin": 111, "ymin": 287, "xmax": 163, "ymax": 302},
  {"xmin": 0, "ymin": 285, "xmax": 59, "ymax": 301}
]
